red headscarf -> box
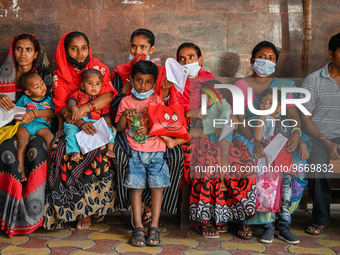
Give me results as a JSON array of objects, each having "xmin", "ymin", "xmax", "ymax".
[
  {"xmin": 170, "ymin": 44, "xmax": 214, "ymax": 112},
  {"xmin": 53, "ymin": 32, "xmax": 117, "ymax": 113}
]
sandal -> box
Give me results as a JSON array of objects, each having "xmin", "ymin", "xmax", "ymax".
[
  {"xmin": 237, "ymin": 225, "xmax": 253, "ymax": 240},
  {"xmin": 93, "ymin": 215, "xmax": 105, "ymax": 223},
  {"xmin": 306, "ymin": 224, "xmax": 329, "ymax": 235},
  {"xmin": 131, "ymin": 227, "xmax": 146, "ymax": 247},
  {"xmin": 76, "ymin": 216, "xmax": 91, "ymax": 230},
  {"xmin": 215, "ymin": 224, "xmax": 228, "ymax": 233},
  {"xmin": 146, "ymin": 227, "xmax": 162, "ymax": 246},
  {"xmin": 195, "ymin": 225, "xmax": 220, "ymax": 239}
]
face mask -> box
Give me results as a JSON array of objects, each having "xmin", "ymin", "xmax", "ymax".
[
  {"xmin": 263, "ymin": 115, "xmax": 276, "ymax": 139},
  {"xmin": 131, "ymin": 87, "xmax": 154, "ymax": 99},
  {"xmin": 129, "ymin": 53, "xmax": 151, "ymax": 62},
  {"xmin": 183, "ymin": 61, "xmax": 201, "ymax": 78},
  {"xmin": 67, "ymin": 55, "xmax": 91, "ymax": 70},
  {"xmin": 253, "ymin": 58, "xmax": 276, "ymax": 77}
]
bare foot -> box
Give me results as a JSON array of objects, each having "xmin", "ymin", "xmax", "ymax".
[
  {"xmin": 21, "ymin": 172, "xmax": 27, "ymax": 182},
  {"xmin": 221, "ymin": 178, "xmax": 227, "ymax": 191},
  {"xmin": 161, "ymin": 136, "xmax": 177, "ymax": 149},
  {"xmin": 70, "ymin": 153, "xmax": 81, "ymax": 163},
  {"xmin": 106, "ymin": 150, "xmax": 115, "ymax": 159},
  {"xmin": 77, "ymin": 216, "xmax": 91, "ymax": 230}
]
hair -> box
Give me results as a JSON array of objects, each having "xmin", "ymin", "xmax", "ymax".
[
  {"xmin": 82, "ymin": 69, "xmax": 103, "ymax": 81},
  {"xmin": 329, "ymin": 33, "xmax": 340, "ymax": 53},
  {"xmin": 13, "ymin": 34, "xmax": 39, "ymax": 53},
  {"xmin": 259, "ymin": 88, "xmax": 281, "ymax": 105},
  {"xmin": 130, "ymin": 29, "xmax": 155, "ymax": 47},
  {"xmin": 201, "ymin": 79, "xmax": 222, "ymax": 95},
  {"xmin": 19, "ymin": 72, "xmax": 41, "ymax": 91},
  {"xmin": 251, "ymin": 41, "xmax": 279, "ymax": 61},
  {"xmin": 64, "ymin": 31, "xmax": 89, "ymax": 50},
  {"xmin": 131, "ymin": 60, "xmax": 159, "ymax": 81},
  {"xmin": 176, "ymin": 42, "xmax": 202, "ymax": 60}
]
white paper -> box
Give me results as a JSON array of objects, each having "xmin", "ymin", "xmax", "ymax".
[
  {"xmin": 0, "ymin": 106, "xmax": 26, "ymax": 128},
  {"xmin": 75, "ymin": 117, "xmax": 113, "ymax": 154},
  {"xmin": 165, "ymin": 58, "xmax": 189, "ymax": 94},
  {"xmin": 257, "ymin": 133, "xmax": 288, "ymax": 171},
  {"xmin": 218, "ymin": 110, "xmax": 235, "ymax": 141}
]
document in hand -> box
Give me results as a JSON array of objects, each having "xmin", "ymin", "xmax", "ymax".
[
  {"xmin": 257, "ymin": 133, "xmax": 288, "ymax": 172},
  {"xmin": 0, "ymin": 106, "xmax": 26, "ymax": 128},
  {"xmin": 165, "ymin": 58, "xmax": 189, "ymax": 94},
  {"xmin": 75, "ymin": 117, "xmax": 113, "ymax": 154}
]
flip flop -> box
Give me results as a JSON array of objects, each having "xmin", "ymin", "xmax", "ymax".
[
  {"xmin": 215, "ymin": 224, "xmax": 228, "ymax": 233},
  {"xmin": 237, "ymin": 226, "xmax": 253, "ymax": 240},
  {"xmin": 195, "ymin": 225, "xmax": 220, "ymax": 239},
  {"xmin": 93, "ymin": 215, "xmax": 105, "ymax": 223},
  {"xmin": 305, "ymin": 224, "xmax": 329, "ymax": 235}
]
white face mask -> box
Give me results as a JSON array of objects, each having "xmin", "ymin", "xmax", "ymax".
[
  {"xmin": 253, "ymin": 58, "xmax": 276, "ymax": 77},
  {"xmin": 183, "ymin": 61, "xmax": 201, "ymax": 78}
]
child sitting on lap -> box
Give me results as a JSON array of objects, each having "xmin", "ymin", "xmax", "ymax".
[
  {"xmin": 16, "ymin": 72, "xmax": 55, "ymax": 182},
  {"xmin": 62, "ymin": 69, "xmax": 115, "ymax": 162},
  {"xmin": 116, "ymin": 60, "xmax": 170, "ymax": 247}
]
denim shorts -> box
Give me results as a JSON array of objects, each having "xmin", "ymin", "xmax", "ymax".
[{"xmin": 124, "ymin": 149, "xmax": 170, "ymax": 189}]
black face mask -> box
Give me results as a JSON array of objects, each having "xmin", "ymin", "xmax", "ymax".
[{"xmin": 66, "ymin": 55, "xmax": 91, "ymax": 70}]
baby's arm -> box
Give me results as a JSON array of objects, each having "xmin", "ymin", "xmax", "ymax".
[{"xmin": 299, "ymin": 139, "xmax": 310, "ymax": 160}]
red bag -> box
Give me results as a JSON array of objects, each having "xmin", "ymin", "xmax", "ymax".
[{"xmin": 148, "ymin": 88, "xmax": 189, "ymax": 140}]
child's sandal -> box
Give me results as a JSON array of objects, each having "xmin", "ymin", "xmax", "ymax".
[
  {"xmin": 131, "ymin": 227, "xmax": 146, "ymax": 247},
  {"xmin": 146, "ymin": 227, "xmax": 162, "ymax": 246}
]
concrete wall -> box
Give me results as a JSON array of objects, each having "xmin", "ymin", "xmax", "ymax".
[{"xmin": 0, "ymin": 0, "xmax": 339, "ymax": 79}]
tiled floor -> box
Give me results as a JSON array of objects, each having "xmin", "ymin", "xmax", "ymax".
[{"xmin": 1, "ymin": 207, "xmax": 340, "ymax": 254}]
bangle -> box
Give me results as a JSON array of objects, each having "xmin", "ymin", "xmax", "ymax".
[
  {"xmin": 31, "ymin": 110, "xmax": 37, "ymax": 119},
  {"xmin": 251, "ymin": 138, "xmax": 255, "ymax": 142},
  {"xmin": 291, "ymin": 127, "xmax": 301, "ymax": 137},
  {"xmin": 90, "ymin": 101, "xmax": 97, "ymax": 111},
  {"xmin": 78, "ymin": 119, "xmax": 85, "ymax": 129},
  {"xmin": 72, "ymin": 108, "xmax": 79, "ymax": 112},
  {"xmin": 319, "ymin": 136, "xmax": 327, "ymax": 140},
  {"xmin": 88, "ymin": 103, "xmax": 94, "ymax": 111}
]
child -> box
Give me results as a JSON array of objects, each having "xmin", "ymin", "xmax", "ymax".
[
  {"xmin": 252, "ymin": 88, "xmax": 309, "ymax": 244},
  {"xmin": 63, "ymin": 69, "xmax": 115, "ymax": 163},
  {"xmin": 116, "ymin": 60, "xmax": 170, "ymax": 247},
  {"xmin": 16, "ymin": 72, "xmax": 55, "ymax": 182}
]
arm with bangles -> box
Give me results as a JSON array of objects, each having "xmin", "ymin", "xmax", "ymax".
[{"xmin": 78, "ymin": 92, "xmax": 113, "ymax": 117}]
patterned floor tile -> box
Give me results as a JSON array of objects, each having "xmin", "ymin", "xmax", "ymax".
[
  {"xmin": 288, "ymin": 245, "xmax": 336, "ymax": 255},
  {"xmin": 161, "ymin": 236, "xmax": 199, "ymax": 247},
  {"xmin": 49, "ymin": 247, "xmax": 79, "ymax": 255},
  {"xmin": 0, "ymin": 246, "xmax": 50, "ymax": 255},
  {"xmin": 18, "ymin": 236, "xmax": 53, "ymax": 248},
  {"xmin": 30, "ymin": 228, "xmax": 72, "ymax": 238},
  {"xmin": 262, "ymin": 242, "xmax": 291, "ymax": 254},
  {"xmin": 0, "ymin": 235, "xmax": 29, "ymax": 245},
  {"xmin": 114, "ymin": 243, "xmax": 162, "ymax": 254},
  {"xmin": 183, "ymin": 249, "xmax": 231, "ymax": 255},
  {"xmin": 220, "ymin": 241, "xmax": 266, "ymax": 252},
  {"xmin": 48, "ymin": 239, "xmax": 95, "ymax": 249},
  {"xmin": 90, "ymin": 232, "xmax": 130, "ymax": 242},
  {"xmin": 85, "ymin": 239, "xmax": 122, "ymax": 253},
  {"xmin": 318, "ymin": 239, "xmax": 340, "ymax": 247}
]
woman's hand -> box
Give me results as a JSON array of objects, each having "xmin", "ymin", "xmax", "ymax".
[
  {"xmin": 15, "ymin": 111, "xmax": 35, "ymax": 125},
  {"xmin": 63, "ymin": 110, "xmax": 74, "ymax": 124},
  {"xmin": 253, "ymin": 140, "xmax": 265, "ymax": 159},
  {"xmin": 0, "ymin": 94, "xmax": 15, "ymax": 110},
  {"xmin": 80, "ymin": 121, "xmax": 97, "ymax": 135},
  {"xmin": 286, "ymin": 135, "xmax": 300, "ymax": 152},
  {"xmin": 323, "ymin": 139, "xmax": 340, "ymax": 160}
]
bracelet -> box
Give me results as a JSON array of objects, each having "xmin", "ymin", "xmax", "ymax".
[
  {"xmin": 72, "ymin": 108, "xmax": 79, "ymax": 112},
  {"xmin": 291, "ymin": 127, "xmax": 301, "ymax": 137},
  {"xmin": 78, "ymin": 119, "xmax": 85, "ymax": 129},
  {"xmin": 90, "ymin": 101, "xmax": 97, "ymax": 111},
  {"xmin": 31, "ymin": 110, "xmax": 37, "ymax": 119},
  {"xmin": 88, "ymin": 103, "xmax": 94, "ymax": 111},
  {"xmin": 251, "ymin": 138, "xmax": 255, "ymax": 142},
  {"xmin": 319, "ymin": 136, "xmax": 327, "ymax": 140}
]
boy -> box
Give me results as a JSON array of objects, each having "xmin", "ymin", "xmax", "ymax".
[
  {"xmin": 116, "ymin": 60, "xmax": 170, "ymax": 247},
  {"xmin": 63, "ymin": 69, "xmax": 115, "ymax": 163},
  {"xmin": 16, "ymin": 72, "xmax": 55, "ymax": 182}
]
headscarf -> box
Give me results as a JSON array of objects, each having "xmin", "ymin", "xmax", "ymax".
[
  {"xmin": 53, "ymin": 32, "xmax": 117, "ymax": 113},
  {"xmin": 170, "ymin": 44, "xmax": 214, "ymax": 112},
  {"xmin": 0, "ymin": 33, "xmax": 52, "ymax": 102}
]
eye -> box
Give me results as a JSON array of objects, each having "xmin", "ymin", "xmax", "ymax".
[
  {"xmin": 164, "ymin": 113, "xmax": 170, "ymax": 120},
  {"xmin": 82, "ymin": 46, "xmax": 88, "ymax": 50},
  {"xmin": 179, "ymin": 57, "xmax": 184, "ymax": 62},
  {"xmin": 27, "ymin": 48, "xmax": 32, "ymax": 52},
  {"xmin": 190, "ymin": 56, "xmax": 194, "ymax": 59},
  {"xmin": 141, "ymin": 45, "xmax": 146, "ymax": 49},
  {"xmin": 172, "ymin": 114, "xmax": 178, "ymax": 121}
]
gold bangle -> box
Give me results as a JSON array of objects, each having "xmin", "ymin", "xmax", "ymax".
[{"xmin": 32, "ymin": 110, "xmax": 37, "ymax": 119}]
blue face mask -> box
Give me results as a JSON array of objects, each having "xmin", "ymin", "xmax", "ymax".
[
  {"xmin": 253, "ymin": 58, "xmax": 276, "ymax": 77},
  {"xmin": 183, "ymin": 61, "xmax": 201, "ymax": 78},
  {"xmin": 131, "ymin": 87, "xmax": 154, "ymax": 99},
  {"xmin": 129, "ymin": 53, "xmax": 151, "ymax": 62}
]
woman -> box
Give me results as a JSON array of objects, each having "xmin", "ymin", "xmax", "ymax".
[
  {"xmin": 174, "ymin": 43, "xmax": 256, "ymax": 238},
  {"xmin": 111, "ymin": 29, "xmax": 184, "ymax": 222},
  {"xmin": 0, "ymin": 33, "xmax": 53, "ymax": 237},
  {"xmin": 44, "ymin": 31, "xmax": 117, "ymax": 230},
  {"xmin": 230, "ymin": 41, "xmax": 308, "ymax": 240}
]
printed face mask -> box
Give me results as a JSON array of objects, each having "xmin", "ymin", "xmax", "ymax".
[
  {"xmin": 183, "ymin": 61, "xmax": 201, "ymax": 78},
  {"xmin": 253, "ymin": 58, "xmax": 276, "ymax": 77}
]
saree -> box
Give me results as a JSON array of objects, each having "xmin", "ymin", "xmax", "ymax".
[
  {"xmin": 231, "ymin": 77, "xmax": 310, "ymax": 225},
  {"xmin": 0, "ymin": 34, "xmax": 52, "ymax": 237}
]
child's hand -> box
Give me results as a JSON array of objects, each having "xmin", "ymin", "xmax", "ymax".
[
  {"xmin": 123, "ymin": 109, "xmax": 138, "ymax": 119},
  {"xmin": 299, "ymin": 140, "xmax": 310, "ymax": 160},
  {"xmin": 215, "ymin": 128, "xmax": 222, "ymax": 137},
  {"xmin": 71, "ymin": 108, "xmax": 82, "ymax": 122},
  {"xmin": 253, "ymin": 141, "xmax": 265, "ymax": 159},
  {"xmin": 137, "ymin": 126, "xmax": 149, "ymax": 137},
  {"xmin": 80, "ymin": 121, "xmax": 97, "ymax": 135}
]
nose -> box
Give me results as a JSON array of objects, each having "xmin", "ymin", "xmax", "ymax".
[{"xmin": 185, "ymin": 58, "xmax": 189, "ymax": 65}]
